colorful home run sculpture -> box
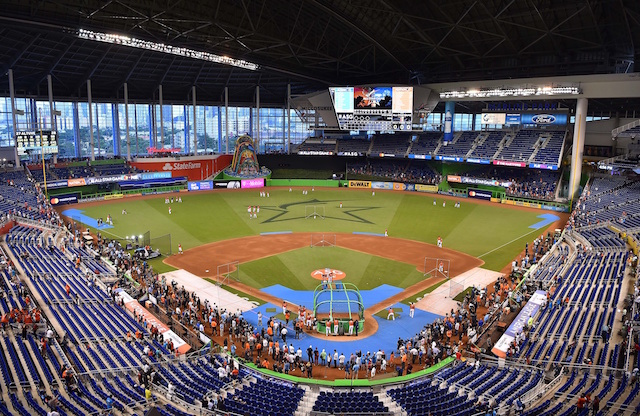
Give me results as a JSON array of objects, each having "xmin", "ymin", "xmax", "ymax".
[{"xmin": 224, "ymin": 135, "xmax": 270, "ymax": 178}]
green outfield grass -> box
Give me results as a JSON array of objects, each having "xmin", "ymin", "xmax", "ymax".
[
  {"xmin": 72, "ymin": 188, "xmax": 543, "ymax": 276},
  {"xmin": 236, "ymin": 246, "xmax": 426, "ymax": 291}
]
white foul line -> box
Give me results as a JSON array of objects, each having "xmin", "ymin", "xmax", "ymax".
[
  {"xmin": 477, "ymin": 226, "xmax": 544, "ymax": 259},
  {"xmin": 98, "ymin": 228, "xmax": 126, "ymax": 240}
]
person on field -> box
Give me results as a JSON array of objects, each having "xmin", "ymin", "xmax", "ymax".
[{"xmin": 387, "ymin": 307, "xmax": 395, "ymax": 320}]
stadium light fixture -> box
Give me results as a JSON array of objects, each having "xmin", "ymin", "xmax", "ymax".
[
  {"xmin": 439, "ymin": 86, "xmax": 581, "ymax": 99},
  {"xmin": 77, "ymin": 29, "xmax": 259, "ymax": 71}
]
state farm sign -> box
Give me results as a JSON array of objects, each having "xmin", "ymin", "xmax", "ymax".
[
  {"xmin": 130, "ymin": 155, "xmax": 232, "ymax": 181},
  {"xmin": 162, "ymin": 162, "xmax": 202, "ymax": 171}
]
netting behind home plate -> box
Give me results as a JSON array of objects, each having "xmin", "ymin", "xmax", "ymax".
[{"xmin": 449, "ymin": 279, "xmax": 465, "ymax": 298}]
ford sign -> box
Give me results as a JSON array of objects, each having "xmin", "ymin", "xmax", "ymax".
[{"xmin": 531, "ymin": 114, "xmax": 556, "ymax": 124}]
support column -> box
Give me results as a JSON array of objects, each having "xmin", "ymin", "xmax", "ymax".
[
  {"xmin": 47, "ymin": 74, "xmax": 57, "ymax": 163},
  {"xmin": 87, "ymin": 79, "xmax": 95, "ymax": 161},
  {"xmin": 8, "ymin": 69, "xmax": 20, "ymax": 166},
  {"xmin": 569, "ymin": 98, "xmax": 588, "ymax": 201},
  {"xmin": 224, "ymin": 87, "xmax": 229, "ymax": 154},
  {"xmin": 287, "ymin": 83, "xmax": 291, "ymax": 154},
  {"xmin": 255, "ymin": 86, "xmax": 260, "ymax": 153},
  {"xmin": 192, "ymin": 86, "xmax": 197, "ymax": 155},
  {"xmin": 124, "ymin": 83, "xmax": 131, "ymax": 161},
  {"xmin": 158, "ymin": 85, "xmax": 164, "ymax": 150},
  {"xmin": 443, "ymin": 101, "xmax": 455, "ymax": 142}
]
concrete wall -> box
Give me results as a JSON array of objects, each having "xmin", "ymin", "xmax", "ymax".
[{"xmin": 584, "ymin": 117, "xmax": 639, "ymax": 156}]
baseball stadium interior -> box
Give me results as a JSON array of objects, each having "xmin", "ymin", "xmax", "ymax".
[{"xmin": 1, "ymin": 1, "xmax": 640, "ymax": 416}]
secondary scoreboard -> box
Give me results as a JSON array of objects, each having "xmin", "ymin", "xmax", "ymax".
[{"xmin": 16, "ymin": 130, "xmax": 58, "ymax": 156}]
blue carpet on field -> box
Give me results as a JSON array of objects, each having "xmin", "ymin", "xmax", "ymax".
[
  {"xmin": 240, "ymin": 298, "xmax": 443, "ymax": 357},
  {"xmin": 62, "ymin": 208, "xmax": 114, "ymax": 229},
  {"xmin": 529, "ymin": 213, "xmax": 560, "ymax": 229},
  {"xmin": 260, "ymin": 284, "xmax": 403, "ymax": 310}
]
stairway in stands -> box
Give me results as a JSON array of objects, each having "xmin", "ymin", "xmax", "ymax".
[{"xmin": 293, "ymin": 385, "xmax": 318, "ymax": 416}]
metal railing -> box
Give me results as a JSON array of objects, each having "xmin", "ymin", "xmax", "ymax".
[{"xmin": 612, "ymin": 118, "xmax": 640, "ymax": 137}]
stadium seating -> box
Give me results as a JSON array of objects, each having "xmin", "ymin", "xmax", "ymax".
[
  {"xmin": 336, "ymin": 138, "xmax": 371, "ymax": 155},
  {"xmin": 312, "ymin": 390, "xmax": 389, "ymax": 414},
  {"xmin": 408, "ymin": 131, "xmax": 442, "ymax": 156},
  {"xmin": 495, "ymin": 129, "xmax": 543, "ymax": 162},
  {"xmin": 0, "ymin": 167, "xmax": 637, "ymax": 416},
  {"xmin": 531, "ymin": 131, "xmax": 566, "ymax": 165},
  {"xmin": 438, "ymin": 131, "xmax": 479, "ymax": 157},
  {"xmin": 294, "ymin": 138, "xmax": 336, "ymax": 154},
  {"xmin": 468, "ymin": 131, "xmax": 505, "ymax": 160},
  {"xmin": 369, "ymin": 134, "xmax": 411, "ymax": 156}
]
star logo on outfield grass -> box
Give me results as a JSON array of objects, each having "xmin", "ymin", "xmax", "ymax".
[{"xmin": 258, "ymin": 199, "xmax": 379, "ymax": 224}]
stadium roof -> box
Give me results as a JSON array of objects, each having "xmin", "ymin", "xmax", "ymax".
[{"xmin": 0, "ymin": 0, "xmax": 638, "ymax": 109}]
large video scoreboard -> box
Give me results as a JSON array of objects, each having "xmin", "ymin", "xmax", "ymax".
[
  {"xmin": 16, "ymin": 131, "xmax": 58, "ymax": 156},
  {"xmin": 329, "ymin": 86, "xmax": 413, "ymax": 131}
]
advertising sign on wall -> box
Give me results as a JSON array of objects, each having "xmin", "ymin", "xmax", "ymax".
[
  {"xmin": 506, "ymin": 114, "xmax": 521, "ymax": 125},
  {"xmin": 114, "ymin": 289, "xmax": 191, "ymax": 354},
  {"xmin": 188, "ymin": 181, "xmax": 214, "ymax": 191},
  {"xmin": 67, "ymin": 178, "xmax": 87, "ymax": 187},
  {"xmin": 415, "ymin": 184, "xmax": 438, "ymax": 193},
  {"xmin": 408, "ymin": 154, "xmax": 432, "ymax": 160},
  {"xmin": 448, "ymin": 175, "xmax": 512, "ymax": 187},
  {"xmin": 467, "ymin": 188, "xmax": 493, "ymax": 200},
  {"xmin": 45, "ymin": 180, "xmax": 69, "ymax": 189},
  {"xmin": 492, "ymin": 290, "xmax": 546, "ymax": 358},
  {"xmin": 129, "ymin": 155, "xmax": 232, "ymax": 181},
  {"xmin": 480, "ymin": 113, "xmax": 506, "ymax": 125},
  {"xmin": 241, "ymin": 178, "xmax": 265, "ymax": 189},
  {"xmin": 435, "ymin": 155, "xmax": 464, "ymax": 162},
  {"xmin": 529, "ymin": 163, "xmax": 559, "ymax": 170},
  {"xmin": 520, "ymin": 113, "xmax": 568, "ymax": 126},
  {"xmin": 466, "ymin": 158, "xmax": 491, "ymax": 164},
  {"xmin": 50, "ymin": 193, "xmax": 78, "ymax": 205},
  {"xmin": 371, "ymin": 181, "xmax": 393, "ymax": 190},
  {"xmin": 214, "ymin": 181, "xmax": 241, "ymax": 189},
  {"xmin": 348, "ymin": 180, "xmax": 372, "ymax": 189},
  {"xmin": 493, "ymin": 160, "xmax": 527, "ymax": 168}
]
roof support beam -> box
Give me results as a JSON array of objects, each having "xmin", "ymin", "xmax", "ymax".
[
  {"xmin": 117, "ymin": 52, "xmax": 144, "ymax": 88},
  {"xmin": 73, "ymin": 45, "xmax": 113, "ymax": 92},
  {"xmin": 307, "ymin": 0, "xmax": 408, "ymax": 72},
  {"xmin": 0, "ymin": 33, "xmax": 41, "ymax": 75},
  {"xmin": 38, "ymin": 39, "xmax": 76, "ymax": 83},
  {"xmin": 423, "ymin": 1, "xmax": 477, "ymax": 62}
]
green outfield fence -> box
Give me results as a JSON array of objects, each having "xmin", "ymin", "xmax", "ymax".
[
  {"xmin": 266, "ymin": 178, "xmax": 342, "ymax": 187},
  {"xmin": 78, "ymin": 185, "xmax": 185, "ymax": 201}
]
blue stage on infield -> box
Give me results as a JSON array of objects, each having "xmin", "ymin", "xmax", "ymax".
[{"xmin": 238, "ymin": 285, "xmax": 443, "ymax": 358}]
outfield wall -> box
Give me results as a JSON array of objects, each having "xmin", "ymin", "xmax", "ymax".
[{"xmin": 267, "ymin": 179, "xmax": 341, "ymax": 187}]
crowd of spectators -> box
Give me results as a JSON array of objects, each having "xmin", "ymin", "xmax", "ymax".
[
  {"xmin": 446, "ymin": 166, "xmax": 560, "ymax": 201},
  {"xmin": 347, "ymin": 159, "xmax": 441, "ymax": 185},
  {"xmin": 505, "ymin": 170, "xmax": 559, "ymax": 201}
]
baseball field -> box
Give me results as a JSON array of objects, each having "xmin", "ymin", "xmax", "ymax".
[
  {"xmin": 61, "ymin": 186, "xmax": 567, "ymax": 352},
  {"xmin": 67, "ymin": 187, "xmax": 562, "ymax": 286}
]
